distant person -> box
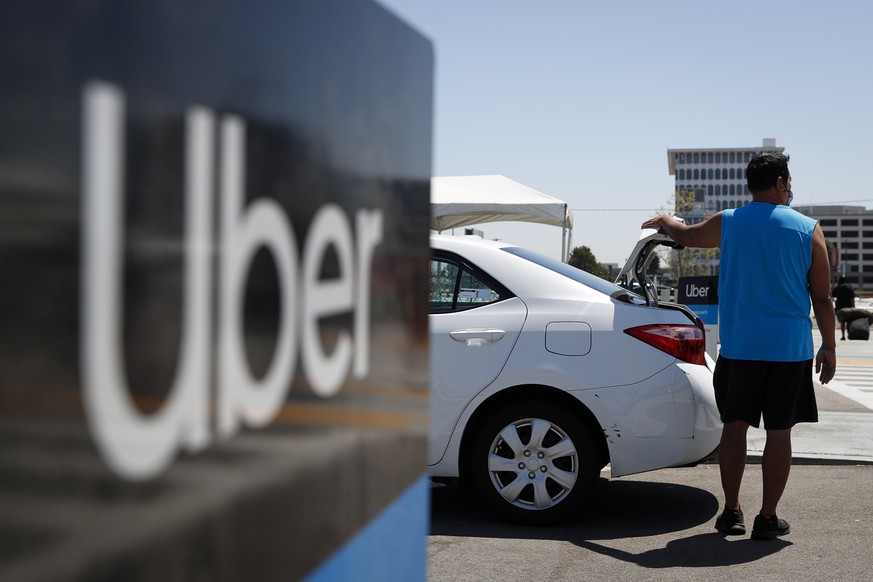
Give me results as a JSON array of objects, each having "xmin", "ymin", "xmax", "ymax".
[
  {"xmin": 641, "ymin": 152, "xmax": 835, "ymax": 540},
  {"xmin": 832, "ymin": 276, "xmax": 856, "ymax": 340}
]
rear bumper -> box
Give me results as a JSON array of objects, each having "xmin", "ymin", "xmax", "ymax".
[{"xmin": 592, "ymin": 361, "xmax": 722, "ymax": 477}]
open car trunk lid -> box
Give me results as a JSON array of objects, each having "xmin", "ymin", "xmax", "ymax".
[
  {"xmin": 615, "ymin": 223, "xmax": 707, "ymax": 335},
  {"xmin": 615, "ymin": 226, "xmax": 682, "ymax": 308}
]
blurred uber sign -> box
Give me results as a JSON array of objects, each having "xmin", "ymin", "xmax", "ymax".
[
  {"xmin": 679, "ymin": 276, "xmax": 719, "ymax": 360},
  {"xmin": 0, "ymin": 0, "xmax": 431, "ymax": 580}
]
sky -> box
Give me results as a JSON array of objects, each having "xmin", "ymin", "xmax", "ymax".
[{"xmin": 378, "ymin": 0, "xmax": 873, "ymax": 265}]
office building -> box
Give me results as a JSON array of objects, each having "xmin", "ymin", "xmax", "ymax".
[
  {"xmin": 666, "ymin": 136, "xmax": 872, "ymax": 287},
  {"xmin": 667, "ymin": 138, "xmax": 784, "ymax": 225},
  {"xmin": 793, "ymin": 205, "xmax": 873, "ymax": 287}
]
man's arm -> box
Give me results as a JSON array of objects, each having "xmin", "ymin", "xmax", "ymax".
[
  {"xmin": 641, "ymin": 212, "xmax": 723, "ymax": 249},
  {"xmin": 809, "ymin": 224, "xmax": 836, "ymax": 383}
]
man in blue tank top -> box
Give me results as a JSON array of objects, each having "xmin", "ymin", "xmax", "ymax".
[{"xmin": 642, "ymin": 152, "xmax": 836, "ymax": 540}]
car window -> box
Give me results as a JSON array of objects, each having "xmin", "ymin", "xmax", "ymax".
[
  {"xmin": 502, "ymin": 246, "xmax": 637, "ymax": 298},
  {"xmin": 430, "ymin": 255, "xmax": 511, "ymax": 313}
]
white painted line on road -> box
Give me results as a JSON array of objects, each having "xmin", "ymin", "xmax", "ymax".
[{"xmin": 818, "ymin": 378, "xmax": 873, "ymax": 412}]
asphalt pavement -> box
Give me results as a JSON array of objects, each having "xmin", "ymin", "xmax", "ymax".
[
  {"xmin": 746, "ymin": 299, "xmax": 873, "ymax": 464},
  {"xmin": 429, "ymin": 464, "xmax": 873, "ymax": 582}
]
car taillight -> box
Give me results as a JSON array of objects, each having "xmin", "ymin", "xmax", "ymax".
[{"xmin": 624, "ymin": 324, "xmax": 706, "ymax": 365}]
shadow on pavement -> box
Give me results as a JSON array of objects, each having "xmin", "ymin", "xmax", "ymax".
[
  {"xmin": 431, "ymin": 475, "xmax": 719, "ymax": 540},
  {"xmin": 431, "ymin": 476, "xmax": 791, "ymax": 566},
  {"xmin": 573, "ymin": 534, "xmax": 790, "ymax": 568}
]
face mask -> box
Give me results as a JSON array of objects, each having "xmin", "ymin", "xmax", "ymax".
[{"xmin": 779, "ymin": 179, "xmax": 793, "ymax": 206}]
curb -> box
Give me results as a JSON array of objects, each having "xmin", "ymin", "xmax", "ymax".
[{"xmin": 746, "ymin": 454, "xmax": 873, "ymax": 466}]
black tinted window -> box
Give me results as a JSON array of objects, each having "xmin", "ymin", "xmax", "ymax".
[
  {"xmin": 502, "ymin": 247, "xmax": 626, "ymax": 297},
  {"xmin": 430, "ymin": 256, "xmax": 511, "ymax": 313}
]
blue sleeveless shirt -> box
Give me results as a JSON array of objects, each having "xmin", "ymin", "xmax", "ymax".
[{"xmin": 718, "ymin": 203, "xmax": 818, "ymax": 361}]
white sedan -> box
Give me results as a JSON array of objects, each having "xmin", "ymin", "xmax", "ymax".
[{"xmin": 428, "ymin": 231, "xmax": 721, "ymax": 525}]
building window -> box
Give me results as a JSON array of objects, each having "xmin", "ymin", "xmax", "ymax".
[
  {"xmin": 842, "ymin": 231, "xmax": 859, "ymax": 239},
  {"xmin": 693, "ymin": 153, "xmax": 700, "ymax": 164},
  {"xmin": 716, "ymin": 184, "xmax": 721, "ymax": 195},
  {"xmin": 693, "ymin": 169, "xmax": 699, "ymax": 180},
  {"xmin": 863, "ymin": 254, "xmax": 873, "ymax": 261},
  {"xmin": 708, "ymin": 153, "xmax": 714, "ymax": 163},
  {"xmin": 821, "ymin": 219, "xmax": 837, "ymax": 226},
  {"xmin": 678, "ymin": 169, "xmax": 685, "ymax": 180},
  {"xmin": 823, "ymin": 230, "xmax": 837, "ymax": 238},
  {"xmin": 729, "ymin": 152, "xmax": 736, "ymax": 163},
  {"xmin": 729, "ymin": 184, "xmax": 735, "ymax": 195},
  {"xmin": 842, "ymin": 219, "xmax": 859, "ymax": 226},
  {"xmin": 863, "ymin": 219, "xmax": 873, "ymax": 226},
  {"xmin": 679, "ymin": 153, "xmax": 686, "ymax": 163},
  {"xmin": 707, "ymin": 169, "xmax": 713, "ymax": 180},
  {"xmin": 715, "ymin": 152, "xmax": 721, "ymax": 163},
  {"xmin": 708, "ymin": 184, "xmax": 714, "ymax": 195}
]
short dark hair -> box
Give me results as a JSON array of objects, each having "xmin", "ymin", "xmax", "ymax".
[{"xmin": 746, "ymin": 152, "xmax": 790, "ymax": 193}]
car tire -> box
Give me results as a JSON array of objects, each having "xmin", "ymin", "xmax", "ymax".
[{"xmin": 471, "ymin": 400, "xmax": 599, "ymax": 526}]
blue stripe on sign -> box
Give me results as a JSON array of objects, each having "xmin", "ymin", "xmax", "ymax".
[
  {"xmin": 689, "ymin": 305, "xmax": 718, "ymax": 325},
  {"xmin": 304, "ymin": 475, "xmax": 430, "ymax": 582}
]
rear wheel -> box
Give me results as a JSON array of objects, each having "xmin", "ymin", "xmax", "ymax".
[{"xmin": 471, "ymin": 400, "xmax": 599, "ymax": 525}]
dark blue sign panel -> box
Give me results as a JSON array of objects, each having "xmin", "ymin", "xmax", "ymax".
[
  {"xmin": 0, "ymin": 1, "xmax": 432, "ymax": 580},
  {"xmin": 678, "ymin": 276, "xmax": 719, "ymax": 325}
]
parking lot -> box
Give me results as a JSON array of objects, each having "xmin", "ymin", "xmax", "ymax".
[
  {"xmin": 429, "ymin": 303, "xmax": 873, "ymax": 581},
  {"xmin": 428, "ymin": 462, "xmax": 873, "ymax": 581}
]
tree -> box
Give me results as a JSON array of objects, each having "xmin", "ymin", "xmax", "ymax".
[
  {"xmin": 653, "ymin": 188, "xmax": 720, "ymax": 280},
  {"xmin": 568, "ymin": 245, "xmax": 610, "ymax": 280},
  {"xmin": 825, "ymin": 239, "xmax": 838, "ymax": 284}
]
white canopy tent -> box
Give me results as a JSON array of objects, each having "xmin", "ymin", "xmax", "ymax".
[{"xmin": 431, "ymin": 175, "xmax": 574, "ymax": 261}]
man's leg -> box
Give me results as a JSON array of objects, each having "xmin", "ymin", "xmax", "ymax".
[
  {"xmin": 761, "ymin": 428, "xmax": 792, "ymax": 516},
  {"xmin": 719, "ymin": 420, "xmax": 750, "ymax": 507}
]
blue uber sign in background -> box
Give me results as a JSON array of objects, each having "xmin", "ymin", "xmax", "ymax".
[
  {"xmin": 679, "ymin": 276, "xmax": 719, "ymax": 360},
  {"xmin": 0, "ymin": 1, "xmax": 432, "ymax": 580}
]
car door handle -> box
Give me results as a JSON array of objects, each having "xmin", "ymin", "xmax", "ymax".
[{"xmin": 450, "ymin": 329, "xmax": 506, "ymax": 344}]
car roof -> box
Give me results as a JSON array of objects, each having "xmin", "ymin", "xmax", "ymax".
[
  {"xmin": 430, "ymin": 233, "xmax": 513, "ymax": 252},
  {"xmin": 430, "ymin": 234, "xmax": 616, "ymax": 301}
]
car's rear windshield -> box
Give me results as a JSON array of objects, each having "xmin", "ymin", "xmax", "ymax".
[{"xmin": 502, "ymin": 246, "xmax": 631, "ymax": 297}]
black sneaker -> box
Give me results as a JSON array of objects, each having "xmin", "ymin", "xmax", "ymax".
[
  {"xmin": 715, "ymin": 506, "xmax": 745, "ymax": 535},
  {"xmin": 751, "ymin": 514, "xmax": 790, "ymax": 540}
]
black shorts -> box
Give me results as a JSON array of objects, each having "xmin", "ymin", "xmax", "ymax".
[{"xmin": 712, "ymin": 356, "xmax": 818, "ymax": 430}]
